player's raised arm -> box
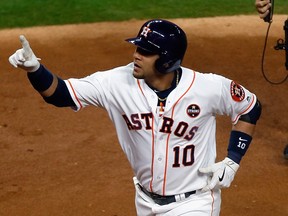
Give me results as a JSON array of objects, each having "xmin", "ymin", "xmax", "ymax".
[{"xmin": 9, "ymin": 35, "xmax": 75, "ymax": 107}]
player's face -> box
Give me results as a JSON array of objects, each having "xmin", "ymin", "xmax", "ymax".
[{"xmin": 132, "ymin": 47, "xmax": 160, "ymax": 80}]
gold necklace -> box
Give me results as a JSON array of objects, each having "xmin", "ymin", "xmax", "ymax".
[
  {"xmin": 158, "ymin": 96, "xmax": 167, "ymax": 102},
  {"xmin": 157, "ymin": 70, "xmax": 180, "ymax": 102},
  {"xmin": 176, "ymin": 70, "xmax": 180, "ymax": 86}
]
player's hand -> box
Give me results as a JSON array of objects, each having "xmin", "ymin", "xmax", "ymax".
[
  {"xmin": 255, "ymin": 0, "xmax": 271, "ymax": 19},
  {"xmin": 9, "ymin": 35, "xmax": 41, "ymax": 72},
  {"xmin": 199, "ymin": 157, "xmax": 239, "ymax": 192}
]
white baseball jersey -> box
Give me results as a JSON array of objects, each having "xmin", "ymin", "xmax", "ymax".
[{"xmin": 65, "ymin": 62, "xmax": 256, "ymax": 196}]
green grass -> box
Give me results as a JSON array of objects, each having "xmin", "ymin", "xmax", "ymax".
[{"xmin": 0, "ymin": 0, "xmax": 287, "ymax": 29}]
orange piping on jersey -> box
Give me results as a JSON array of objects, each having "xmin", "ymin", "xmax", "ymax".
[
  {"xmin": 210, "ymin": 190, "xmax": 215, "ymax": 216},
  {"xmin": 137, "ymin": 80, "xmax": 145, "ymax": 97},
  {"xmin": 232, "ymin": 94, "xmax": 255, "ymax": 124},
  {"xmin": 137, "ymin": 80, "xmax": 156, "ymax": 192},
  {"xmin": 162, "ymin": 70, "xmax": 196, "ymax": 195},
  {"xmin": 67, "ymin": 80, "xmax": 83, "ymax": 110},
  {"xmin": 149, "ymin": 115, "xmax": 156, "ymax": 192}
]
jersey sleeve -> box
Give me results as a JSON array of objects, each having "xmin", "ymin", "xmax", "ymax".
[
  {"xmin": 63, "ymin": 63, "xmax": 133, "ymax": 112},
  {"xmin": 64, "ymin": 72, "xmax": 109, "ymax": 111},
  {"xmin": 215, "ymin": 75, "xmax": 257, "ymax": 124}
]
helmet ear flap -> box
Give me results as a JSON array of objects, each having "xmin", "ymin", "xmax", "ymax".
[{"xmin": 155, "ymin": 54, "xmax": 181, "ymax": 73}]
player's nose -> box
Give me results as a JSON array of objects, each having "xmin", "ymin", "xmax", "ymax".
[{"xmin": 133, "ymin": 49, "xmax": 142, "ymax": 60}]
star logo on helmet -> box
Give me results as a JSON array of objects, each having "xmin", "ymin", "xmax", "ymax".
[{"xmin": 140, "ymin": 26, "xmax": 151, "ymax": 38}]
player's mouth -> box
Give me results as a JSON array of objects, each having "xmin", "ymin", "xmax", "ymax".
[{"xmin": 134, "ymin": 62, "xmax": 141, "ymax": 72}]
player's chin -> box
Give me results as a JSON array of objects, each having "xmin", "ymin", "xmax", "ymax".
[
  {"xmin": 133, "ymin": 70, "xmax": 144, "ymax": 79},
  {"xmin": 133, "ymin": 66, "xmax": 144, "ymax": 79}
]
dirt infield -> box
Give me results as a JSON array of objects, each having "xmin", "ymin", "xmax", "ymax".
[{"xmin": 0, "ymin": 15, "xmax": 287, "ymax": 216}]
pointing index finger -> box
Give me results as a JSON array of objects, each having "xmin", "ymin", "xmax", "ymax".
[{"xmin": 19, "ymin": 35, "xmax": 32, "ymax": 58}]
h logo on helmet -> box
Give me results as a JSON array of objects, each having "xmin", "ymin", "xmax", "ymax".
[{"xmin": 140, "ymin": 26, "xmax": 151, "ymax": 38}]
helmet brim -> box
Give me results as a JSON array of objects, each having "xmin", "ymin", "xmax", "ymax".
[{"xmin": 125, "ymin": 37, "xmax": 160, "ymax": 54}]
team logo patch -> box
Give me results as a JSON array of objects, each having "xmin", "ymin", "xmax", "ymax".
[
  {"xmin": 230, "ymin": 81, "xmax": 245, "ymax": 102},
  {"xmin": 140, "ymin": 26, "xmax": 151, "ymax": 38},
  {"xmin": 187, "ymin": 104, "xmax": 200, "ymax": 118}
]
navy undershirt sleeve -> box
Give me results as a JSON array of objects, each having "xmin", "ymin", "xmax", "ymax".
[
  {"xmin": 43, "ymin": 77, "xmax": 76, "ymax": 107},
  {"xmin": 27, "ymin": 64, "xmax": 76, "ymax": 107}
]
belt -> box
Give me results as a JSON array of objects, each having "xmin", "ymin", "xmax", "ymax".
[{"xmin": 137, "ymin": 184, "xmax": 196, "ymax": 206}]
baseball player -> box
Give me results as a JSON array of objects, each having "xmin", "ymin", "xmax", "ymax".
[
  {"xmin": 9, "ymin": 19, "xmax": 262, "ymax": 215},
  {"xmin": 255, "ymin": 0, "xmax": 288, "ymax": 160}
]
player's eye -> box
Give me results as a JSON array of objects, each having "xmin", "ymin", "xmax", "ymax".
[{"xmin": 136, "ymin": 47, "xmax": 157, "ymax": 56}]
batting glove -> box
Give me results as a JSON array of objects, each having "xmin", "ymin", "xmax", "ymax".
[
  {"xmin": 199, "ymin": 157, "xmax": 239, "ymax": 192},
  {"xmin": 9, "ymin": 35, "xmax": 40, "ymax": 72}
]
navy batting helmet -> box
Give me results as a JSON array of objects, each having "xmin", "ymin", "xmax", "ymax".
[{"xmin": 125, "ymin": 19, "xmax": 187, "ymax": 73}]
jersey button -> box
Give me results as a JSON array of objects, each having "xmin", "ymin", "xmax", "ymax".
[{"xmin": 158, "ymin": 157, "xmax": 162, "ymax": 162}]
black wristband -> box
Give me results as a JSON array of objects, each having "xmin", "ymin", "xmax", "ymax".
[
  {"xmin": 227, "ymin": 130, "xmax": 252, "ymax": 164},
  {"xmin": 27, "ymin": 64, "xmax": 54, "ymax": 92}
]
